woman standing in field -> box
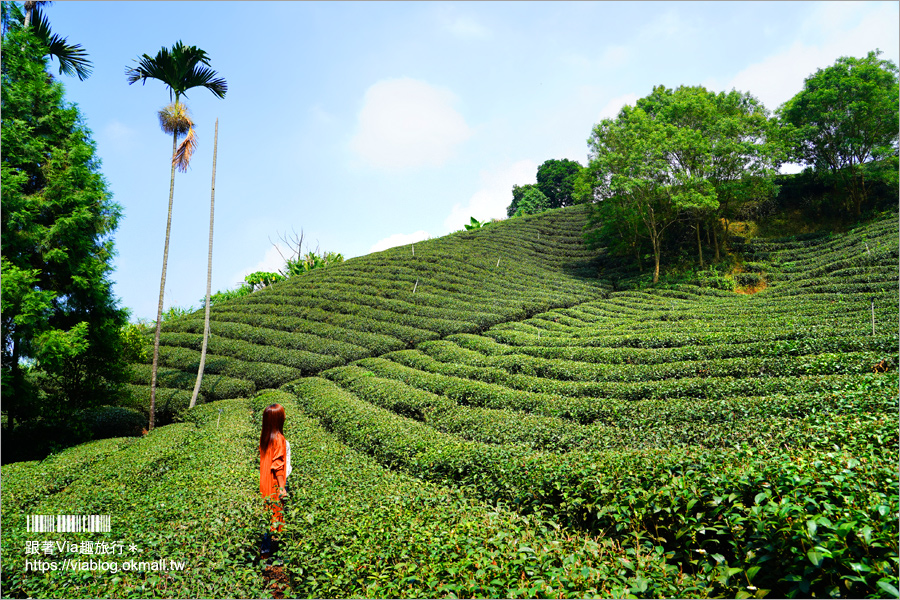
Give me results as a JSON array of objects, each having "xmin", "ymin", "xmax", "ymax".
[{"xmin": 259, "ymin": 403, "xmax": 289, "ymax": 558}]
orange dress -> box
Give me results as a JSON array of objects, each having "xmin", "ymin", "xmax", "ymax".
[{"xmin": 259, "ymin": 433, "xmax": 286, "ymax": 530}]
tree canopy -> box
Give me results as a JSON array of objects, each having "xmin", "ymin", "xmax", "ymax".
[
  {"xmin": 1, "ymin": 27, "xmax": 127, "ymax": 424},
  {"xmin": 584, "ymin": 85, "xmax": 781, "ymax": 280},
  {"xmin": 536, "ymin": 159, "xmax": 584, "ymax": 209},
  {"xmin": 513, "ymin": 187, "xmax": 549, "ymax": 217},
  {"xmin": 778, "ymin": 50, "xmax": 899, "ymax": 216}
]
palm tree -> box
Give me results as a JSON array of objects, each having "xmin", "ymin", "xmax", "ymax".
[
  {"xmin": 126, "ymin": 41, "xmax": 226, "ymax": 430},
  {"xmin": 189, "ymin": 118, "xmax": 218, "ymax": 410},
  {"xmin": 3, "ymin": 1, "xmax": 93, "ymax": 80}
]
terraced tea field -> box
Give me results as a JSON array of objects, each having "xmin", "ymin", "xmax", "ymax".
[
  {"xmin": 123, "ymin": 206, "xmax": 607, "ymax": 420},
  {"xmin": 2, "ymin": 206, "xmax": 897, "ymax": 599}
]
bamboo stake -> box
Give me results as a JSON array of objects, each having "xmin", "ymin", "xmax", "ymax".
[
  {"xmin": 413, "ymin": 279, "xmax": 418, "ymax": 293},
  {"xmin": 190, "ymin": 118, "xmax": 218, "ymax": 409},
  {"xmin": 871, "ymin": 296, "xmax": 876, "ymax": 336}
]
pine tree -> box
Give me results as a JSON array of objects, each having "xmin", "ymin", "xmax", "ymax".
[{"xmin": 1, "ymin": 27, "xmax": 128, "ymax": 425}]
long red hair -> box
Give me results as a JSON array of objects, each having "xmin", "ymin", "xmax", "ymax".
[{"xmin": 259, "ymin": 403, "xmax": 286, "ymax": 452}]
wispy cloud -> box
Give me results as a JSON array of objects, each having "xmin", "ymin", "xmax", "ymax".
[
  {"xmin": 444, "ymin": 15, "xmax": 490, "ymax": 40},
  {"xmin": 228, "ymin": 244, "xmax": 287, "ymax": 288},
  {"xmin": 349, "ymin": 78, "xmax": 473, "ymax": 170},
  {"xmin": 725, "ymin": 2, "xmax": 898, "ymax": 110},
  {"xmin": 100, "ymin": 120, "xmax": 137, "ymax": 152},
  {"xmin": 443, "ymin": 159, "xmax": 537, "ymax": 232}
]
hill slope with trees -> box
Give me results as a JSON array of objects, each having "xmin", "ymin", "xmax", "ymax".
[{"xmin": 2, "ymin": 204, "xmax": 897, "ymax": 598}]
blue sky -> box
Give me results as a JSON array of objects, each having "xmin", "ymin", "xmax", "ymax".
[{"xmin": 41, "ymin": 1, "xmax": 900, "ymax": 321}]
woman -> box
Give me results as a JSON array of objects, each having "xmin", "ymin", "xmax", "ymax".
[{"xmin": 259, "ymin": 403, "xmax": 289, "ymax": 557}]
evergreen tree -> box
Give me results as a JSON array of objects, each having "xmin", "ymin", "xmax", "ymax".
[{"xmin": 1, "ymin": 27, "xmax": 127, "ymax": 425}]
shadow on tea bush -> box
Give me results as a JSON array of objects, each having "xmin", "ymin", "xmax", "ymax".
[{"xmin": 74, "ymin": 405, "xmax": 145, "ymax": 439}]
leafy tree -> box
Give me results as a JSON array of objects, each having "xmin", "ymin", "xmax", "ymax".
[
  {"xmin": 244, "ymin": 271, "xmax": 286, "ymax": 290},
  {"xmin": 285, "ymin": 250, "xmax": 344, "ymax": 276},
  {"xmin": 1, "ymin": 27, "xmax": 127, "ymax": 425},
  {"xmin": 636, "ymin": 85, "xmax": 781, "ymax": 264},
  {"xmin": 126, "ymin": 41, "xmax": 226, "ymax": 430},
  {"xmin": 513, "ymin": 186, "xmax": 549, "ymax": 217},
  {"xmin": 536, "ymin": 159, "xmax": 584, "ymax": 209},
  {"xmin": 587, "ymin": 105, "xmax": 680, "ymax": 283},
  {"xmin": 778, "ymin": 50, "xmax": 899, "ymax": 216},
  {"xmin": 507, "ymin": 183, "xmax": 540, "ymax": 218}
]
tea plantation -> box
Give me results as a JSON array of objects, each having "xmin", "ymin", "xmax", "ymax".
[{"xmin": 2, "ymin": 206, "xmax": 897, "ymax": 598}]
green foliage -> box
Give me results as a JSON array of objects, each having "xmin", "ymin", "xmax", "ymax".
[
  {"xmin": 778, "ymin": 50, "xmax": 900, "ymax": 216},
  {"xmin": 204, "ymin": 283, "xmax": 253, "ymax": 308},
  {"xmin": 284, "ymin": 250, "xmax": 343, "ymax": 277},
  {"xmin": 463, "ymin": 216, "xmax": 486, "ymax": 230},
  {"xmin": 4, "ymin": 1, "xmax": 94, "ymax": 80},
  {"xmin": 513, "ymin": 186, "xmax": 550, "ymax": 217},
  {"xmin": 243, "ymin": 270, "xmax": 284, "ymax": 291},
  {"xmin": 1, "ymin": 27, "xmax": 128, "ymax": 424},
  {"xmin": 536, "ymin": 158, "xmax": 585, "ymax": 209},
  {"xmin": 507, "ymin": 183, "xmax": 539, "ymax": 218},
  {"xmin": 585, "ymin": 84, "xmax": 781, "ymax": 279},
  {"xmin": 120, "ymin": 323, "xmax": 151, "ymax": 364}
]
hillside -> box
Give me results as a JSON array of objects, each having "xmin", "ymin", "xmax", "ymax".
[
  {"xmin": 124, "ymin": 205, "xmax": 608, "ymax": 421},
  {"xmin": 2, "ymin": 207, "xmax": 898, "ymax": 599}
]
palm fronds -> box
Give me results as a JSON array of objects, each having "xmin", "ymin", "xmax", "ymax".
[
  {"xmin": 158, "ymin": 102, "xmax": 198, "ymax": 172},
  {"xmin": 126, "ymin": 40, "xmax": 227, "ymax": 101},
  {"xmin": 31, "ymin": 5, "xmax": 92, "ymax": 80},
  {"xmin": 3, "ymin": 2, "xmax": 92, "ymax": 79},
  {"xmin": 173, "ymin": 126, "xmax": 198, "ymax": 173},
  {"xmin": 158, "ymin": 102, "xmax": 193, "ymax": 136}
]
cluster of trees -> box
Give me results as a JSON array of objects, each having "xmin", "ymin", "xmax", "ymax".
[
  {"xmin": 506, "ymin": 159, "xmax": 585, "ymax": 218},
  {"xmin": 580, "ymin": 50, "xmax": 898, "ymax": 282}
]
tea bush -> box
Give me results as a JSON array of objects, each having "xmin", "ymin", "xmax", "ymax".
[
  {"xmin": 0, "ymin": 400, "xmax": 272, "ymax": 598},
  {"xmin": 251, "ymin": 389, "xmax": 712, "ymax": 599}
]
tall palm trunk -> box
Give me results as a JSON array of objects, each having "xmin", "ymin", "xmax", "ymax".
[
  {"xmin": 149, "ymin": 106, "xmax": 180, "ymax": 431},
  {"xmin": 23, "ymin": 1, "xmax": 35, "ymax": 27},
  {"xmin": 190, "ymin": 119, "xmax": 218, "ymax": 409}
]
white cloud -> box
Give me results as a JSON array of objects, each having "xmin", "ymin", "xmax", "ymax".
[
  {"xmin": 228, "ymin": 244, "xmax": 287, "ymax": 287},
  {"xmin": 726, "ymin": 2, "xmax": 899, "ymax": 111},
  {"xmin": 369, "ymin": 230, "xmax": 431, "ymax": 253},
  {"xmin": 444, "ymin": 15, "xmax": 490, "ymax": 39},
  {"xmin": 349, "ymin": 78, "xmax": 473, "ymax": 170},
  {"xmin": 443, "ymin": 159, "xmax": 537, "ymax": 232},
  {"xmin": 596, "ymin": 93, "xmax": 640, "ymax": 122},
  {"xmin": 100, "ymin": 120, "xmax": 137, "ymax": 151}
]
